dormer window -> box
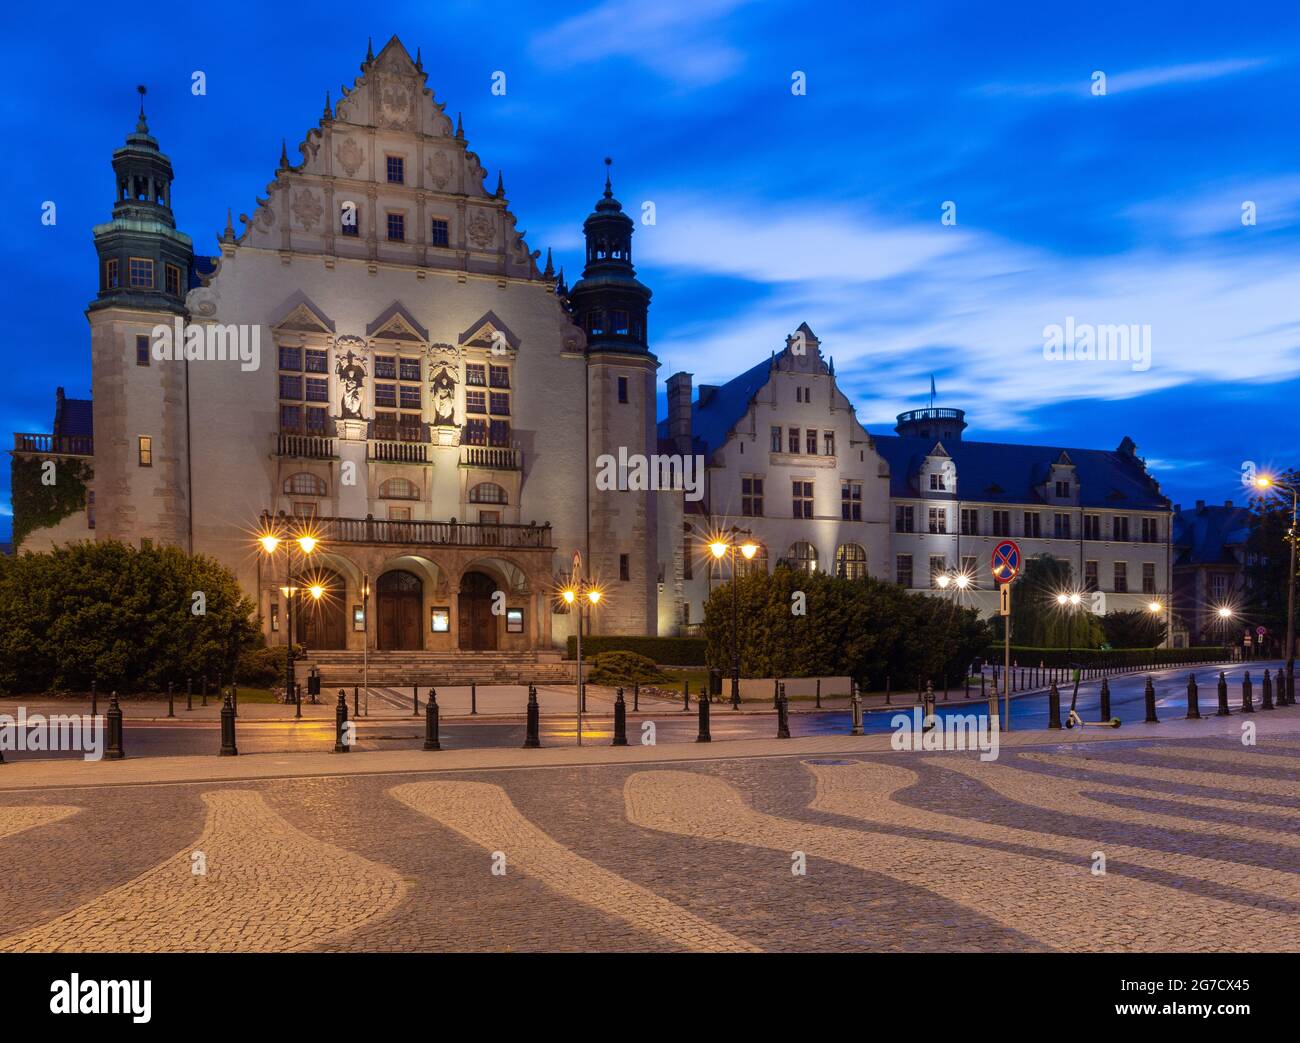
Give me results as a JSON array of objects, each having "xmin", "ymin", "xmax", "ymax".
[
  {"xmin": 1056, "ymin": 480, "xmax": 1071, "ymax": 497},
  {"xmin": 930, "ymin": 472, "xmax": 946, "ymax": 491}
]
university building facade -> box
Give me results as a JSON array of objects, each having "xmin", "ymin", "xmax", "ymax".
[{"xmin": 12, "ymin": 36, "xmax": 1174, "ymax": 656}]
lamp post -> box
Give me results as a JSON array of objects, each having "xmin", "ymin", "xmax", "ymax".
[
  {"xmin": 1254, "ymin": 476, "xmax": 1296, "ymax": 690},
  {"xmin": 362, "ymin": 573, "xmax": 370, "ymax": 717},
  {"xmin": 1055, "ymin": 591, "xmax": 1082, "ymax": 659},
  {"xmin": 934, "ymin": 569, "xmax": 972, "ymax": 692},
  {"xmin": 257, "ymin": 517, "xmax": 323, "ymax": 719},
  {"xmin": 560, "ymin": 580, "xmax": 603, "ymax": 746},
  {"xmin": 710, "ymin": 529, "xmax": 759, "ymax": 710},
  {"xmin": 1216, "ymin": 606, "xmax": 1235, "ymax": 658}
]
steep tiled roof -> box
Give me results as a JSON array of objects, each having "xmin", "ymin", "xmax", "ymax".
[
  {"xmin": 1172, "ymin": 504, "xmax": 1253, "ymax": 566},
  {"xmin": 655, "ymin": 355, "xmax": 773, "ymax": 458}
]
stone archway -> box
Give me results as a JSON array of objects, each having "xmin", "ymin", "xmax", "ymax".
[
  {"xmin": 458, "ymin": 571, "xmax": 498, "ymax": 651},
  {"xmin": 377, "ymin": 569, "xmax": 424, "ymax": 650}
]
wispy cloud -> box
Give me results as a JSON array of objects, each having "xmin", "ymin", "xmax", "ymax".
[{"xmin": 977, "ymin": 56, "xmax": 1271, "ymax": 99}]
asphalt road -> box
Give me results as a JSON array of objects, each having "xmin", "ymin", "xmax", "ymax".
[{"xmin": 2, "ymin": 660, "xmax": 1283, "ymax": 760}]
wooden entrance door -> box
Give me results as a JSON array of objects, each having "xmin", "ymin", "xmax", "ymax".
[
  {"xmin": 458, "ymin": 571, "xmax": 498, "ymax": 650},
  {"xmin": 377, "ymin": 570, "xmax": 423, "ymax": 650},
  {"xmin": 296, "ymin": 569, "xmax": 347, "ymax": 650}
]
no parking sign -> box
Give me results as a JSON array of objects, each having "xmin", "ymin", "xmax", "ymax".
[{"xmin": 991, "ymin": 540, "xmax": 1021, "ymax": 584}]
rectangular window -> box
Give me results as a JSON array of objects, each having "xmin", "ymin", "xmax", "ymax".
[
  {"xmin": 506, "ymin": 608, "xmax": 524, "ymax": 634},
  {"xmin": 961, "ymin": 555, "xmax": 978, "ymax": 586},
  {"xmin": 1113, "ymin": 516, "xmax": 1130, "ymax": 542},
  {"xmin": 1056, "ymin": 480, "xmax": 1070, "ymax": 498},
  {"xmin": 374, "ymin": 384, "xmax": 397, "ymax": 408},
  {"xmin": 466, "ymin": 364, "xmax": 487, "ymax": 386},
  {"xmin": 1210, "ymin": 574, "xmax": 1228, "ymax": 600},
  {"xmin": 280, "ymin": 404, "xmax": 302, "ymax": 431},
  {"xmin": 683, "ymin": 530, "xmax": 693, "ymax": 580},
  {"xmin": 806, "ymin": 429, "xmax": 818, "ymax": 455},
  {"xmin": 136, "ymin": 334, "xmax": 150, "ymax": 366},
  {"xmin": 618, "ymin": 376, "xmax": 628, "ymax": 403},
  {"xmin": 770, "ymin": 426, "xmax": 782, "ymax": 453},
  {"xmin": 823, "ymin": 431, "xmax": 835, "ymax": 456},
  {"xmin": 430, "ymin": 218, "xmax": 449, "ymax": 247},
  {"xmin": 279, "ymin": 346, "xmax": 302, "ymax": 370},
  {"xmin": 1083, "ymin": 514, "xmax": 1101, "ymax": 541},
  {"xmin": 304, "ymin": 407, "xmax": 327, "ymax": 433},
  {"xmin": 399, "ymin": 357, "xmax": 421, "ymax": 382},
  {"xmin": 792, "ymin": 480, "xmax": 814, "ymax": 519},
  {"xmin": 896, "ymin": 554, "xmax": 913, "ymax": 587},
  {"xmin": 489, "ymin": 392, "xmax": 510, "ymax": 416},
  {"xmin": 465, "ymin": 390, "xmax": 487, "ymax": 414},
  {"xmin": 841, "ymin": 480, "xmax": 862, "ymax": 521},
  {"xmin": 1084, "ymin": 561, "xmax": 1099, "ymax": 592},
  {"xmin": 788, "ymin": 428, "xmax": 800, "ymax": 454},
  {"xmin": 463, "ymin": 418, "xmax": 487, "ymax": 445},
  {"xmin": 87, "ymin": 489, "xmax": 95, "ymax": 530},
  {"xmin": 610, "ymin": 310, "xmax": 631, "ymax": 336},
  {"xmin": 1024, "ymin": 511, "xmax": 1041, "ymax": 538},
  {"xmin": 742, "ymin": 476, "xmax": 764, "ymax": 517},
  {"xmin": 138, "ymin": 436, "xmax": 152, "ymax": 467},
  {"xmin": 1142, "ymin": 562, "xmax": 1156, "ymax": 594},
  {"xmin": 305, "ymin": 349, "xmax": 327, "ymax": 373},
  {"xmin": 489, "ymin": 419, "xmax": 510, "ymax": 447},
  {"xmin": 279, "ymin": 375, "xmax": 302, "ymax": 400},
  {"xmin": 929, "ymin": 472, "xmax": 946, "ymax": 491},
  {"xmin": 1141, "ymin": 517, "xmax": 1160, "ymax": 543},
  {"xmin": 928, "ymin": 507, "xmax": 946, "ymax": 534},
  {"xmin": 105, "ymin": 258, "xmax": 119, "ymax": 288},
  {"xmin": 489, "ymin": 365, "xmax": 510, "ymax": 389},
  {"xmin": 399, "ymin": 385, "xmax": 422, "ymax": 410},
  {"xmin": 128, "ymin": 257, "xmax": 154, "ymax": 288},
  {"xmin": 386, "ymin": 212, "xmax": 405, "ymax": 241},
  {"xmin": 992, "ymin": 510, "xmax": 1010, "ymax": 537},
  {"xmin": 165, "ymin": 263, "xmax": 182, "ymax": 296},
  {"xmin": 375, "ymin": 356, "xmax": 397, "ymax": 379},
  {"xmin": 895, "ymin": 505, "xmax": 915, "ymax": 533},
  {"xmin": 305, "ymin": 377, "xmax": 329, "ymax": 403},
  {"xmin": 929, "ymin": 555, "xmax": 948, "ymax": 588},
  {"xmin": 620, "ymin": 554, "xmax": 630, "ymax": 581},
  {"xmin": 961, "ymin": 508, "xmax": 979, "ymax": 536},
  {"xmin": 1054, "ymin": 512, "xmax": 1071, "ymax": 540},
  {"xmin": 388, "ymin": 506, "xmax": 412, "ymax": 521},
  {"xmin": 1114, "ymin": 561, "xmax": 1128, "ymax": 593},
  {"xmin": 340, "ymin": 203, "xmax": 359, "ymax": 236},
  {"xmin": 386, "ymin": 155, "xmax": 405, "ymax": 184}
]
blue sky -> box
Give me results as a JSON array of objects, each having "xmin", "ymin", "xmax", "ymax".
[{"xmin": 4, "ymin": 0, "xmax": 1299, "ymax": 540}]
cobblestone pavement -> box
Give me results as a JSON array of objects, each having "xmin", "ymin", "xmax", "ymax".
[{"xmin": 0, "ymin": 733, "xmax": 1296, "ymax": 952}]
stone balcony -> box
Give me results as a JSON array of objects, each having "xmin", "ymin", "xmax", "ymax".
[
  {"xmin": 12, "ymin": 433, "xmax": 94, "ymax": 457},
  {"xmin": 274, "ymin": 432, "xmax": 337, "ymax": 459},
  {"xmin": 459, "ymin": 444, "xmax": 522, "ymax": 470},
  {"xmin": 315, "ymin": 515, "xmax": 551, "ymax": 549}
]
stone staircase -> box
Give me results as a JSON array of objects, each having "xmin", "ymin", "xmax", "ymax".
[{"xmin": 299, "ymin": 650, "xmax": 576, "ymax": 686}]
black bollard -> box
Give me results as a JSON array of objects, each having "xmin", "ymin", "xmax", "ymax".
[
  {"xmin": 633, "ymin": 682, "xmax": 639, "ymax": 712},
  {"xmin": 815, "ymin": 678, "xmax": 821, "ymax": 710},
  {"xmin": 423, "ymin": 689, "xmax": 441, "ymax": 751},
  {"xmin": 1047, "ymin": 682, "xmax": 1061, "ymax": 729},
  {"xmin": 1144, "ymin": 676, "xmax": 1159, "ymax": 723},
  {"xmin": 354, "ymin": 684, "xmax": 360, "ymax": 718},
  {"xmin": 683, "ymin": 680, "xmax": 690, "ymax": 712},
  {"xmin": 776, "ymin": 684, "xmax": 790, "ymax": 739},
  {"xmin": 613, "ymin": 687, "xmax": 628, "ymax": 746},
  {"xmin": 334, "ymin": 690, "xmax": 351, "ymax": 752},
  {"xmin": 1261, "ymin": 669, "xmax": 1274, "ymax": 711},
  {"xmin": 697, "ymin": 684, "xmax": 711, "ymax": 743},
  {"xmin": 774, "ymin": 677, "xmax": 781, "ymax": 709},
  {"xmin": 201, "ymin": 674, "xmax": 208, "ymax": 708},
  {"xmin": 186, "ymin": 676, "xmax": 193, "ymax": 712},
  {"xmin": 1217, "ymin": 671, "xmax": 1231, "ymax": 716},
  {"xmin": 105, "ymin": 692, "xmax": 125, "ymax": 760},
  {"xmin": 219, "ymin": 692, "xmax": 238, "ymax": 756},
  {"xmin": 523, "ymin": 683, "xmax": 540, "ymax": 748},
  {"xmin": 91, "ymin": 680, "xmax": 98, "ymax": 719},
  {"xmin": 470, "ymin": 681, "xmax": 478, "ymax": 715},
  {"xmin": 413, "ymin": 684, "xmax": 419, "ymax": 717},
  {"xmin": 232, "ymin": 681, "xmax": 238, "ymax": 717},
  {"xmin": 885, "ymin": 675, "xmax": 891, "ymax": 705},
  {"xmin": 1287, "ymin": 664, "xmax": 1296, "ymax": 706},
  {"xmin": 1186, "ymin": 674, "xmax": 1200, "ymax": 719},
  {"xmin": 1241, "ymin": 671, "xmax": 1255, "ymax": 713},
  {"xmin": 167, "ymin": 680, "xmax": 175, "ymax": 719}
]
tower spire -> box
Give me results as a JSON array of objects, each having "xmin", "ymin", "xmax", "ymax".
[
  {"xmin": 603, "ymin": 156, "xmax": 613, "ymax": 199},
  {"xmin": 136, "ymin": 84, "xmax": 148, "ymax": 132}
]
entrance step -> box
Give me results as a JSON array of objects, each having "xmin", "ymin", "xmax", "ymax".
[{"xmin": 298, "ymin": 650, "xmax": 575, "ymax": 686}]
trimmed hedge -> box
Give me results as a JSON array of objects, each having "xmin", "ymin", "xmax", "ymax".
[
  {"xmin": 984, "ymin": 646, "xmax": 1230, "ymax": 670},
  {"xmin": 564, "ymin": 635, "xmax": 707, "ymax": 665}
]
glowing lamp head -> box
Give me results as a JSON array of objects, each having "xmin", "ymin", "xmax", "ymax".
[
  {"xmin": 258, "ymin": 534, "xmax": 281, "ymax": 554},
  {"xmin": 1148, "ymin": 601, "xmax": 1162, "ymax": 613},
  {"xmin": 562, "ymin": 588, "xmax": 576, "ymax": 604},
  {"xmin": 1069, "ymin": 593, "xmax": 1081, "ymax": 606},
  {"xmin": 1255, "ymin": 476, "xmax": 1273, "ymax": 489},
  {"xmin": 587, "ymin": 590, "xmax": 601, "ymax": 604},
  {"xmin": 954, "ymin": 574, "xmax": 970, "ymax": 590},
  {"xmin": 741, "ymin": 542, "xmax": 758, "ymax": 560},
  {"xmin": 709, "ymin": 541, "xmax": 729, "ymax": 559},
  {"xmin": 1056, "ymin": 593, "xmax": 1069, "ymax": 605},
  {"xmin": 936, "ymin": 574, "xmax": 951, "ymax": 589},
  {"xmin": 297, "ymin": 535, "xmax": 319, "ymax": 554},
  {"xmin": 308, "ymin": 584, "xmax": 325, "ymax": 600},
  {"xmin": 1218, "ymin": 606, "xmax": 1233, "ymax": 619}
]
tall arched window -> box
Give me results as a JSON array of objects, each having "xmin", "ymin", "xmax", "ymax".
[
  {"xmin": 379, "ymin": 477, "xmax": 419, "ymax": 500},
  {"xmin": 284, "ymin": 472, "xmax": 326, "ymax": 496},
  {"xmin": 469, "ymin": 482, "xmax": 507, "ymax": 504},
  {"xmin": 788, "ymin": 541, "xmax": 818, "ymax": 574},
  {"xmin": 835, "ymin": 543, "xmax": 868, "ymax": 580}
]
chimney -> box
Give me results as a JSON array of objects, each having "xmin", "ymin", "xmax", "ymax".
[{"xmin": 666, "ymin": 371, "xmax": 693, "ymax": 455}]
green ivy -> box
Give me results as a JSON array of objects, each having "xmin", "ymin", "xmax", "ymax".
[{"xmin": 10, "ymin": 454, "xmax": 92, "ymax": 551}]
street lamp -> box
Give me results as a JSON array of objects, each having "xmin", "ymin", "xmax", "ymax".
[
  {"xmin": 1254, "ymin": 474, "xmax": 1296, "ymax": 696},
  {"xmin": 710, "ymin": 528, "xmax": 758, "ymax": 710},
  {"xmin": 257, "ymin": 514, "xmax": 323, "ymax": 718},
  {"xmin": 1055, "ymin": 590, "xmax": 1082, "ymax": 659},
  {"xmin": 559, "ymin": 579, "xmax": 604, "ymax": 746}
]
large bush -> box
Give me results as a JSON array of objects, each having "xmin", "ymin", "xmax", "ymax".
[
  {"xmin": 0, "ymin": 541, "xmax": 260, "ymax": 693},
  {"xmin": 586, "ymin": 651, "xmax": 667, "ymax": 686},
  {"xmin": 702, "ymin": 567, "xmax": 992, "ymax": 690},
  {"xmin": 564, "ymin": 634, "xmax": 706, "ymax": 664}
]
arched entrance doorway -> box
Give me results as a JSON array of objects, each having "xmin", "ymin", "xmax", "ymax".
[
  {"xmin": 295, "ymin": 569, "xmax": 348, "ymax": 650},
  {"xmin": 377, "ymin": 569, "xmax": 423, "ymax": 650},
  {"xmin": 458, "ymin": 571, "xmax": 498, "ymax": 650}
]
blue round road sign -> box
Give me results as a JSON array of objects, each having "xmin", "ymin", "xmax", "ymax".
[{"xmin": 991, "ymin": 540, "xmax": 1021, "ymax": 583}]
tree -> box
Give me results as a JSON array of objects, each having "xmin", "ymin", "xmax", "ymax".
[
  {"xmin": 1100, "ymin": 609, "xmax": 1165, "ymax": 649},
  {"xmin": 0, "ymin": 541, "xmax": 259, "ymax": 693},
  {"xmin": 1245, "ymin": 470, "xmax": 1298, "ymax": 641},
  {"xmin": 1007, "ymin": 554, "xmax": 1105, "ymax": 649}
]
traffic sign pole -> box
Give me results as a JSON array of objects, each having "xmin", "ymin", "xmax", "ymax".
[{"xmin": 990, "ymin": 540, "xmax": 1021, "ymax": 733}]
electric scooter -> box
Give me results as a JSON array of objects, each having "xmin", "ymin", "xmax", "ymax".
[{"xmin": 1064, "ymin": 666, "xmax": 1121, "ymax": 729}]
